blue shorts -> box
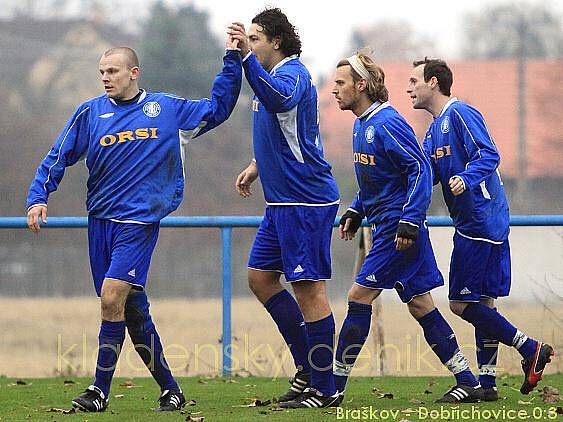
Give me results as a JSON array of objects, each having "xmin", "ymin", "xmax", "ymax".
[
  {"xmin": 449, "ymin": 232, "xmax": 511, "ymax": 302},
  {"xmin": 356, "ymin": 222, "xmax": 444, "ymax": 303},
  {"xmin": 88, "ymin": 217, "xmax": 160, "ymax": 297},
  {"xmin": 248, "ymin": 204, "xmax": 338, "ymax": 282}
]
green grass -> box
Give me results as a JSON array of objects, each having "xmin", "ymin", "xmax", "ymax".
[{"xmin": 0, "ymin": 374, "xmax": 561, "ymax": 421}]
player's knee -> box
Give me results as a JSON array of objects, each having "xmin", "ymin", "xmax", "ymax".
[
  {"xmin": 347, "ymin": 285, "xmax": 377, "ymax": 304},
  {"xmin": 449, "ymin": 301, "xmax": 467, "ymax": 316},
  {"xmin": 101, "ymin": 294, "xmax": 126, "ymax": 320}
]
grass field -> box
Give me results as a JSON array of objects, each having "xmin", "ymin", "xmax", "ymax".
[{"xmin": 0, "ymin": 374, "xmax": 561, "ymax": 421}]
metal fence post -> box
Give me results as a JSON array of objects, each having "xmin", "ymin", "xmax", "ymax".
[{"xmin": 221, "ymin": 227, "xmax": 233, "ymax": 376}]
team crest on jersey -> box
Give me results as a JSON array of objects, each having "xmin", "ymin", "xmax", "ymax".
[
  {"xmin": 143, "ymin": 102, "xmax": 161, "ymax": 117},
  {"xmin": 365, "ymin": 126, "xmax": 375, "ymax": 143},
  {"xmin": 441, "ymin": 116, "xmax": 450, "ymax": 134}
]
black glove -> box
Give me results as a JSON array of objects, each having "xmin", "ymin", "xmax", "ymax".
[
  {"xmin": 396, "ymin": 222, "xmax": 419, "ymax": 242},
  {"xmin": 339, "ymin": 210, "xmax": 363, "ymax": 234}
]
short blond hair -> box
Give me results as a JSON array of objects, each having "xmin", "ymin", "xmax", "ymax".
[
  {"xmin": 103, "ymin": 46, "xmax": 140, "ymax": 69},
  {"xmin": 337, "ymin": 51, "xmax": 388, "ymax": 103}
]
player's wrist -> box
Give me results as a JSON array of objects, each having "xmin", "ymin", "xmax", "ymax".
[
  {"xmin": 397, "ymin": 221, "xmax": 419, "ymax": 241},
  {"xmin": 340, "ymin": 210, "xmax": 363, "ymax": 233}
]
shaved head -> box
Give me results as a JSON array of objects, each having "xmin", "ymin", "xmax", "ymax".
[{"xmin": 102, "ymin": 47, "xmax": 139, "ymax": 69}]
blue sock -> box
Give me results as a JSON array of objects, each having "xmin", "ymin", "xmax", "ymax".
[
  {"xmin": 334, "ymin": 301, "xmax": 372, "ymax": 393},
  {"xmin": 306, "ymin": 314, "xmax": 336, "ymax": 396},
  {"xmin": 125, "ymin": 291, "xmax": 180, "ymax": 392},
  {"xmin": 476, "ymin": 308, "xmax": 499, "ymax": 389},
  {"xmin": 461, "ymin": 303, "xmax": 538, "ymax": 359},
  {"xmin": 418, "ymin": 309, "xmax": 478, "ymax": 387},
  {"xmin": 264, "ymin": 290, "xmax": 311, "ymax": 373},
  {"xmin": 93, "ymin": 320, "xmax": 126, "ymax": 397}
]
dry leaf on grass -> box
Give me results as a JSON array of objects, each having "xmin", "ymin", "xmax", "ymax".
[
  {"xmin": 540, "ymin": 386, "xmax": 560, "ymax": 404},
  {"xmin": 409, "ymin": 398, "xmax": 423, "ymax": 404},
  {"xmin": 114, "ymin": 394, "xmax": 124, "ymax": 398},
  {"xmin": 233, "ymin": 399, "xmax": 271, "ymax": 407},
  {"xmin": 185, "ymin": 416, "xmax": 205, "ymax": 422},
  {"xmin": 46, "ymin": 407, "xmax": 76, "ymax": 414},
  {"xmin": 118, "ymin": 380, "xmax": 139, "ymax": 388},
  {"xmin": 63, "ymin": 380, "xmax": 75, "ymax": 385}
]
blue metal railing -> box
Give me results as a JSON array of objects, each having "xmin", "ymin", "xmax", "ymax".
[{"xmin": 2, "ymin": 214, "xmax": 562, "ymax": 376}]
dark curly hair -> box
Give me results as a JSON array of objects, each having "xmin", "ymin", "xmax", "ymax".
[{"xmin": 252, "ymin": 8, "xmax": 302, "ymax": 57}]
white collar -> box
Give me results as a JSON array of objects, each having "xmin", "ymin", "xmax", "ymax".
[
  {"xmin": 270, "ymin": 55, "xmax": 299, "ymax": 74},
  {"xmin": 438, "ymin": 97, "xmax": 458, "ymax": 117},
  {"xmin": 359, "ymin": 101, "xmax": 390, "ymax": 120}
]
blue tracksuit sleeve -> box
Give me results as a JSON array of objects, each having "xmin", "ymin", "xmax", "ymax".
[
  {"xmin": 451, "ymin": 107, "xmax": 500, "ymax": 190},
  {"xmin": 175, "ymin": 49, "xmax": 242, "ymax": 137},
  {"xmin": 349, "ymin": 191, "xmax": 365, "ymax": 218},
  {"xmin": 27, "ymin": 104, "xmax": 91, "ymax": 209},
  {"xmin": 242, "ymin": 53, "xmax": 306, "ymax": 113},
  {"xmin": 381, "ymin": 123, "xmax": 431, "ymax": 226}
]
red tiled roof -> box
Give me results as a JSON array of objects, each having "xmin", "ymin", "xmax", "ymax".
[{"xmin": 319, "ymin": 60, "xmax": 563, "ymax": 178}]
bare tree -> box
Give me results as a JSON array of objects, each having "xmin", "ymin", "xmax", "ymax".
[
  {"xmin": 350, "ymin": 20, "xmax": 436, "ymax": 61},
  {"xmin": 462, "ymin": 2, "xmax": 563, "ymax": 59}
]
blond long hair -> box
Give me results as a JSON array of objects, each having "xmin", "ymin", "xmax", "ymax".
[{"xmin": 337, "ymin": 52, "xmax": 388, "ymax": 103}]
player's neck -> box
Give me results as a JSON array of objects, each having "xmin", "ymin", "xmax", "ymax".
[
  {"xmin": 120, "ymin": 86, "xmax": 141, "ymax": 102},
  {"xmin": 353, "ymin": 96, "xmax": 375, "ymax": 118},
  {"xmin": 430, "ymin": 95, "xmax": 451, "ymax": 118},
  {"xmin": 266, "ymin": 52, "xmax": 287, "ymax": 72}
]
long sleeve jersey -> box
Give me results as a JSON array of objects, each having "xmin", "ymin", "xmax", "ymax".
[
  {"xmin": 243, "ymin": 52, "xmax": 339, "ymax": 206},
  {"xmin": 423, "ymin": 97, "xmax": 509, "ymax": 242},
  {"xmin": 348, "ymin": 102, "xmax": 433, "ymax": 228},
  {"xmin": 27, "ymin": 50, "xmax": 242, "ymax": 223}
]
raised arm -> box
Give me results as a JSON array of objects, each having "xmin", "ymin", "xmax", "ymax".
[{"xmin": 173, "ymin": 47, "xmax": 242, "ymax": 139}]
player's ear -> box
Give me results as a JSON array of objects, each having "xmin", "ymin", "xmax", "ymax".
[
  {"xmin": 130, "ymin": 66, "xmax": 140, "ymax": 81},
  {"xmin": 429, "ymin": 75, "xmax": 438, "ymax": 90},
  {"xmin": 357, "ymin": 78, "xmax": 367, "ymax": 92},
  {"xmin": 272, "ymin": 35, "xmax": 281, "ymax": 50}
]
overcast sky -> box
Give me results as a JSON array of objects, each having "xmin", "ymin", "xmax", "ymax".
[
  {"xmin": 183, "ymin": 0, "xmax": 563, "ymax": 79},
  {"xmin": 3, "ymin": 0, "xmax": 562, "ymax": 79}
]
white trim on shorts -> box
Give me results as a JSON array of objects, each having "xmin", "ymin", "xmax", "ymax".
[
  {"xmin": 247, "ymin": 266, "xmax": 284, "ymax": 274},
  {"xmin": 104, "ymin": 277, "xmax": 145, "ymax": 291},
  {"xmin": 286, "ymin": 277, "xmax": 331, "ymax": 283},
  {"xmin": 265, "ymin": 199, "xmax": 340, "ymax": 207},
  {"xmin": 455, "ymin": 229, "xmax": 504, "ymax": 245}
]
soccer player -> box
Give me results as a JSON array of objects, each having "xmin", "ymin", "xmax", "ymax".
[
  {"xmin": 332, "ymin": 52, "xmax": 484, "ymax": 404},
  {"xmin": 407, "ymin": 58, "xmax": 554, "ymax": 400},
  {"xmin": 26, "ymin": 37, "xmax": 242, "ymax": 412},
  {"xmin": 228, "ymin": 9, "xmax": 341, "ymax": 408}
]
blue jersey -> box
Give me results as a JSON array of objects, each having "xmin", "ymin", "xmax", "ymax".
[
  {"xmin": 348, "ymin": 102, "xmax": 433, "ymax": 228},
  {"xmin": 242, "ymin": 52, "xmax": 339, "ymax": 205},
  {"xmin": 27, "ymin": 50, "xmax": 242, "ymax": 223},
  {"xmin": 423, "ymin": 98, "xmax": 509, "ymax": 242}
]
